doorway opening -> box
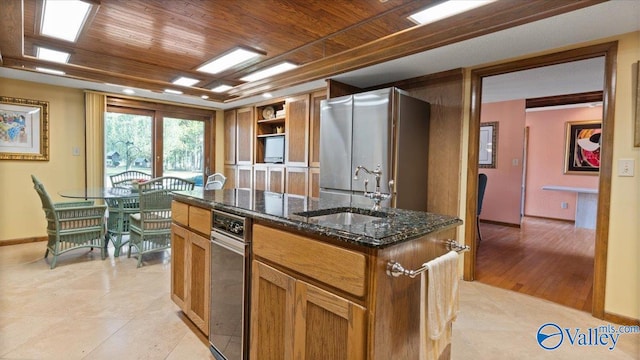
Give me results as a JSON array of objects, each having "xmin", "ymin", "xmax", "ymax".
[{"xmin": 464, "ymin": 42, "xmax": 618, "ymax": 319}]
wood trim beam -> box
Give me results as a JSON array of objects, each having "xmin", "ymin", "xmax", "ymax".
[
  {"xmin": 526, "ymin": 91, "xmax": 603, "ymax": 108},
  {"xmin": 228, "ymin": 0, "xmax": 605, "ymax": 100},
  {"xmin": 2, "ymin": 56, "xmax": 229, "ymax": 103}
]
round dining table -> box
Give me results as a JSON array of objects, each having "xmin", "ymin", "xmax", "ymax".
[
  {"xmin": 59, "ymin": 187, "xmax": 140, "ymax": 256},
  {"xmin": 58, "ymin": 186, "xmax": 137, "ymax": 200}
]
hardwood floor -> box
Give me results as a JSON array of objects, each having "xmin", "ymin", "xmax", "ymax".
[{"xmin": 476, "ymin": 216, "xmax": 595, "ymax": 312}]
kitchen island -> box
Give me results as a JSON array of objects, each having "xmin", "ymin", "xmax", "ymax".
[{"xmin": 171, "ymin": 188, "xmax": 463, "ymax": 360}]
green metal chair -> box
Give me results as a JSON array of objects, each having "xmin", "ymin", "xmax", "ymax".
[
  {"xmin": 106, "ymin": 171, "xmax": 150, "ymax": 255},
  {"xmin": 109, "ymin": 170, "xmax": 151, "ymax": 187},
  {"xmin": 31, "ymin": 175, "xmax": 107, "ymax": 269},
  {"xmin": 138, "ymin": 176, "xmax": 195, "ymax": 191},
  {"xmin": 127, "ymin": 188, "xmax": 174, "ymax": 267},
  {"xmin": 104, "ymin": 192, "xmax": 139, "ymax": 256}
]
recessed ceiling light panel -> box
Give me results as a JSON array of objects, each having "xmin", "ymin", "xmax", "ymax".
[
  {"xmin": 197, "ymin": 48, "xmax": 261, "ymax": 75},
  {"xmin": 408, "ymin": 0, "xmax": 496, "ymax": 25},
  {"xmin": 41, "ymin": 0, "xmax": 91, "ymax": 42},
  {"xmin": 172, "ymin": 77, "xmax": 200, "ymax": 86},
  {"xmin": 35, "ymin": 67, "xmax": 66, "ymax": 75},
  {"xmin": 211, "ymin": 85, "xmax": 233, "ymax": 93},
  {"xmin": 240, "ymin": 62, "xmax": 298, "ymax": 82},
  {"xmin": 36, "ymin": 47, "xmax": 70, "ymax": 63}
]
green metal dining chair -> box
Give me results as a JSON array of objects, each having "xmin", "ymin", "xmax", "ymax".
[
  {"xmin": 31, "ymin": 175, "xmax": 107, "ymax": 269},
  {"xmin": 127, "ymin": 188, "xmax": 174, "ymax": 267},
  {"xmin": 104, "ymin": 192, "xmax": 139, "ymax": 257},
  {"xmin": 138, "ymin": 176, "xmax": 195, "ymax": 192},
  {"xmin": 109, "ymin": 170, "xmax": 151, "ymax": 187}
]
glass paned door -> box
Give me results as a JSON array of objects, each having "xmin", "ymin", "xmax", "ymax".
[
  {"xmin": 163, "ymin": 117, "xmax": 205, "ymax": 187},
  {"xmin": 104, "ymin": 112, "xmax": 153, "ymax": 186}
]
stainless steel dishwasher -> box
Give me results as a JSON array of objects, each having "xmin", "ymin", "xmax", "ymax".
[{"xmin": 209, "ymin": 210, "xmax": 250, "ymax": 360}]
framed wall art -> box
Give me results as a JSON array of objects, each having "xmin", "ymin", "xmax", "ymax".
[
  {"xmin": 479, "ymin": 121, "xmax": 498, "ymax": 168},
  {"xmin": 0, "ymin": 96, "xmax": 49, "ymax": 161},
  {"xmin": 564, "ymin": 120, "xmax": 601, "ymax": 174}
]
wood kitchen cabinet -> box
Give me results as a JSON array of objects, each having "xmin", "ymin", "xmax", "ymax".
[
  {"xmin": 286, "ymin": 166, "xmax": 308, "ymax": 196},
  {"xmin": 308, "ymin": 167, "xmax": 320, "ymax": 198},
  {"xmin": 253, "ymin": 164, "xmax": 285, "ymax": 193},
  {"xmin": 223, "ymin": 164, "xmax": 236, "ymax": 190},
  {"xmin": 171, "ymin": 200, "xmax": 211, "ymax": 336},
  {"xmin": 250, "ymin": 221, "xmax": 456, "ymax": 359},
  {"xmin": 236, "ymin": 107, "xmax": 253, "ymax": 165},
  {"xmin": 251, "ymin": 224, "xmax": 366, "ymax": 359},
  {"xmin": 285, "ymin": 94, "xmax": 310, "ymax": 167},
  {"xmin": 237, "ymin": 165, "xmax": 253, "ymax": 190},
  {"xmin": 224, "ymin": 109, "xmax": 237, "ymax": 165}
]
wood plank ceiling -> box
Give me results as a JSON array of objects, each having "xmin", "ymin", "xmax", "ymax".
[{"xmin": 0, "ymin": 0, "xmax": 604, "ymax": 104}]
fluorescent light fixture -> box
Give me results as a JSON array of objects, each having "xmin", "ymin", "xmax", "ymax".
[
  {"xmin": 35, "ymin": 67, "xmax": 65, "ymax": 75},
  {"xmin": 201, "ymin": 95, "xmax": 209, "ymax": 99},
  {"xmin": 408, "ymin": 0, "xmax": 496, "ymax": 25},
  {"xmin": 36, "ymin": 47, "xmax": 70, "ymax": 63},
  {"xmin": 211, "ymin": 84, "xmax": 233, "ymax": 93},
  {"xmin": 41, "ymin": 0, "xmax": 91, "ymax": 42},
  {"xmin": 123, "ymin": 89, "xmax": 135, "ymax": 95},
  {"xmin": 240, "ymin": 62, "xmax": 298, "ymax": 82},
  {"xmin": 164, "ymin": 89, "xmax": 183, "ymax": 95},
  {"xmin": 172, "ymin": 76, "xmax": 199, "ymax": 86},
  {"xmin": 197, "ymin": 48, "xmax": 261, "ymax": 75},
  {"xmin": 262, "ymin": 93, "xmax": 273, "ymax": 99}
]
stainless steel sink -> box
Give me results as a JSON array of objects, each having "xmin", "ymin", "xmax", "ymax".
[
  {"xmin": 294, "ymin": 208, "xmax": 388, "ymax": 227},
  {"xmin": 308, "ymin": 212, "xmax": 381, "ymax": 226}
]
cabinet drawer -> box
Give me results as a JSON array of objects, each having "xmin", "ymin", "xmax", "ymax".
[
  {"xmin": 253, "ymin": 224, "xmax": 366, "ymax": 297},
  {"xmin": 172, "ymin": 201, "xmax": 189, "ymax": 226},
  {"xmin": 189, "ymin": 206, "xmax": 211, "ymax": 235}
]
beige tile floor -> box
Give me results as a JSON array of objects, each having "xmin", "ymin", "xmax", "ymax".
[{"xmin": 1, "ymin": 242, "xmax": 638, "ymax": 360}]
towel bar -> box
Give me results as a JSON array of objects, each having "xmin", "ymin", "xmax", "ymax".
[{"xmin": 386, "ymin": 239, "xmax": 469, "ymax": 278}]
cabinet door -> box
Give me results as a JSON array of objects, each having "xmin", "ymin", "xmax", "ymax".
[
  {"xmin": 286, "ymin": 166, "xmax": 308, "ymax": 196},
  {"xmin": 223, "ymin": 165, "xmax": 236, "ymax": 189},
  {"xmin": 224, "ymin": 109, "xmax": 237, "ymax": 165},
  {"xmin": 308, "ymin": 167, "xmax": 320, "ymax": 198},
  {"xmin": 171, "ymin": 224, "xmax": 188, "ymax": 310},
  {"xmin": 286, "ymin": 94, "xmax": 310, "ymax": 167},
  {"xmin": 236, "ymin": 107, "xmax": 253, "ymax": 164},
  {"xmin": 185, "ymin": 231, "xmax": 211, "ymax": 335},
  {"xmin": 268, "ymin": 166, "xmax": 285, "ymax": 193},
  {"xmin": 309, "ymin": 90, "xmax": 325, "ymax": 168},
  {"xmin": 250, "ymin": 261, "xmax": 296, "ymax": 360},
  {"xmin": 237, "ymin": 165, "xmax": 253, "ymax": 190},
  {"xmin": 293, "ymin": 281, "xmax": 366, "ymax": 360},
  {"xmin": 253, "ymin": 165, "xmax": 268, "ymax": 191}
]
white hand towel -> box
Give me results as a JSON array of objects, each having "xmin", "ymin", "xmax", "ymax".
[{"xmin": 420, "ymin": 250, "xmax": 460, "ymax": 360}]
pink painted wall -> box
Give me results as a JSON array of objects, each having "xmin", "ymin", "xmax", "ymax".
[
  {"xmin": 524, "ymin": 106, "xmax": 601, "ymax": 220},
  {"xmin": 479, "ymin": 100, "xmax": 526, "ymax": 225}
]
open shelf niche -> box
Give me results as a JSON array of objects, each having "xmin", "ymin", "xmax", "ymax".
[{"xmin": 255, "ymin": 100, "xmax": 286, "ymax": 163}]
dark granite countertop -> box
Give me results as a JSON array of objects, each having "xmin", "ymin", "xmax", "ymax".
[{"xmin": 173, "ymin": 189, "xmax": 462, "ymax": 249}]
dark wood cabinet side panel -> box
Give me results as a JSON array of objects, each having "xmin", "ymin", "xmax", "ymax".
[
  {"xmin": 404, "ymin": 70, "xmax": 464, "ymax": 218},
  {"xmin": 309, "ymin": 90, "xmax": 325, "ymax": 167}
]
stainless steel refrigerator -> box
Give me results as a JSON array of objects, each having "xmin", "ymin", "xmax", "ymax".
[{"xmin": 319, "ymin": 87, "xmax": 430, "ymax": 211}]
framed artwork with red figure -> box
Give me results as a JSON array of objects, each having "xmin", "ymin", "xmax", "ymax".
[{"xmin": 564, "ymin": 120, "xmax": 601, "ymax": 174}]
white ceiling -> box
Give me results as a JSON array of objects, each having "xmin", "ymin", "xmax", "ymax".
[{"xmin": 1, "ymin": 1, "xmax": 638, "ymax": 109}]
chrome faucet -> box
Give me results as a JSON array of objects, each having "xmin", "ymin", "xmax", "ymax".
[{"xmin": 353, "ymin": 164, "xmax": 394, "ymax": 210}]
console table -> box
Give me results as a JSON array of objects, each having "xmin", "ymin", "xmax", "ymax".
[{"xmin": 542, "ymin": 185, "xmax": 598, "ymax": 229}]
